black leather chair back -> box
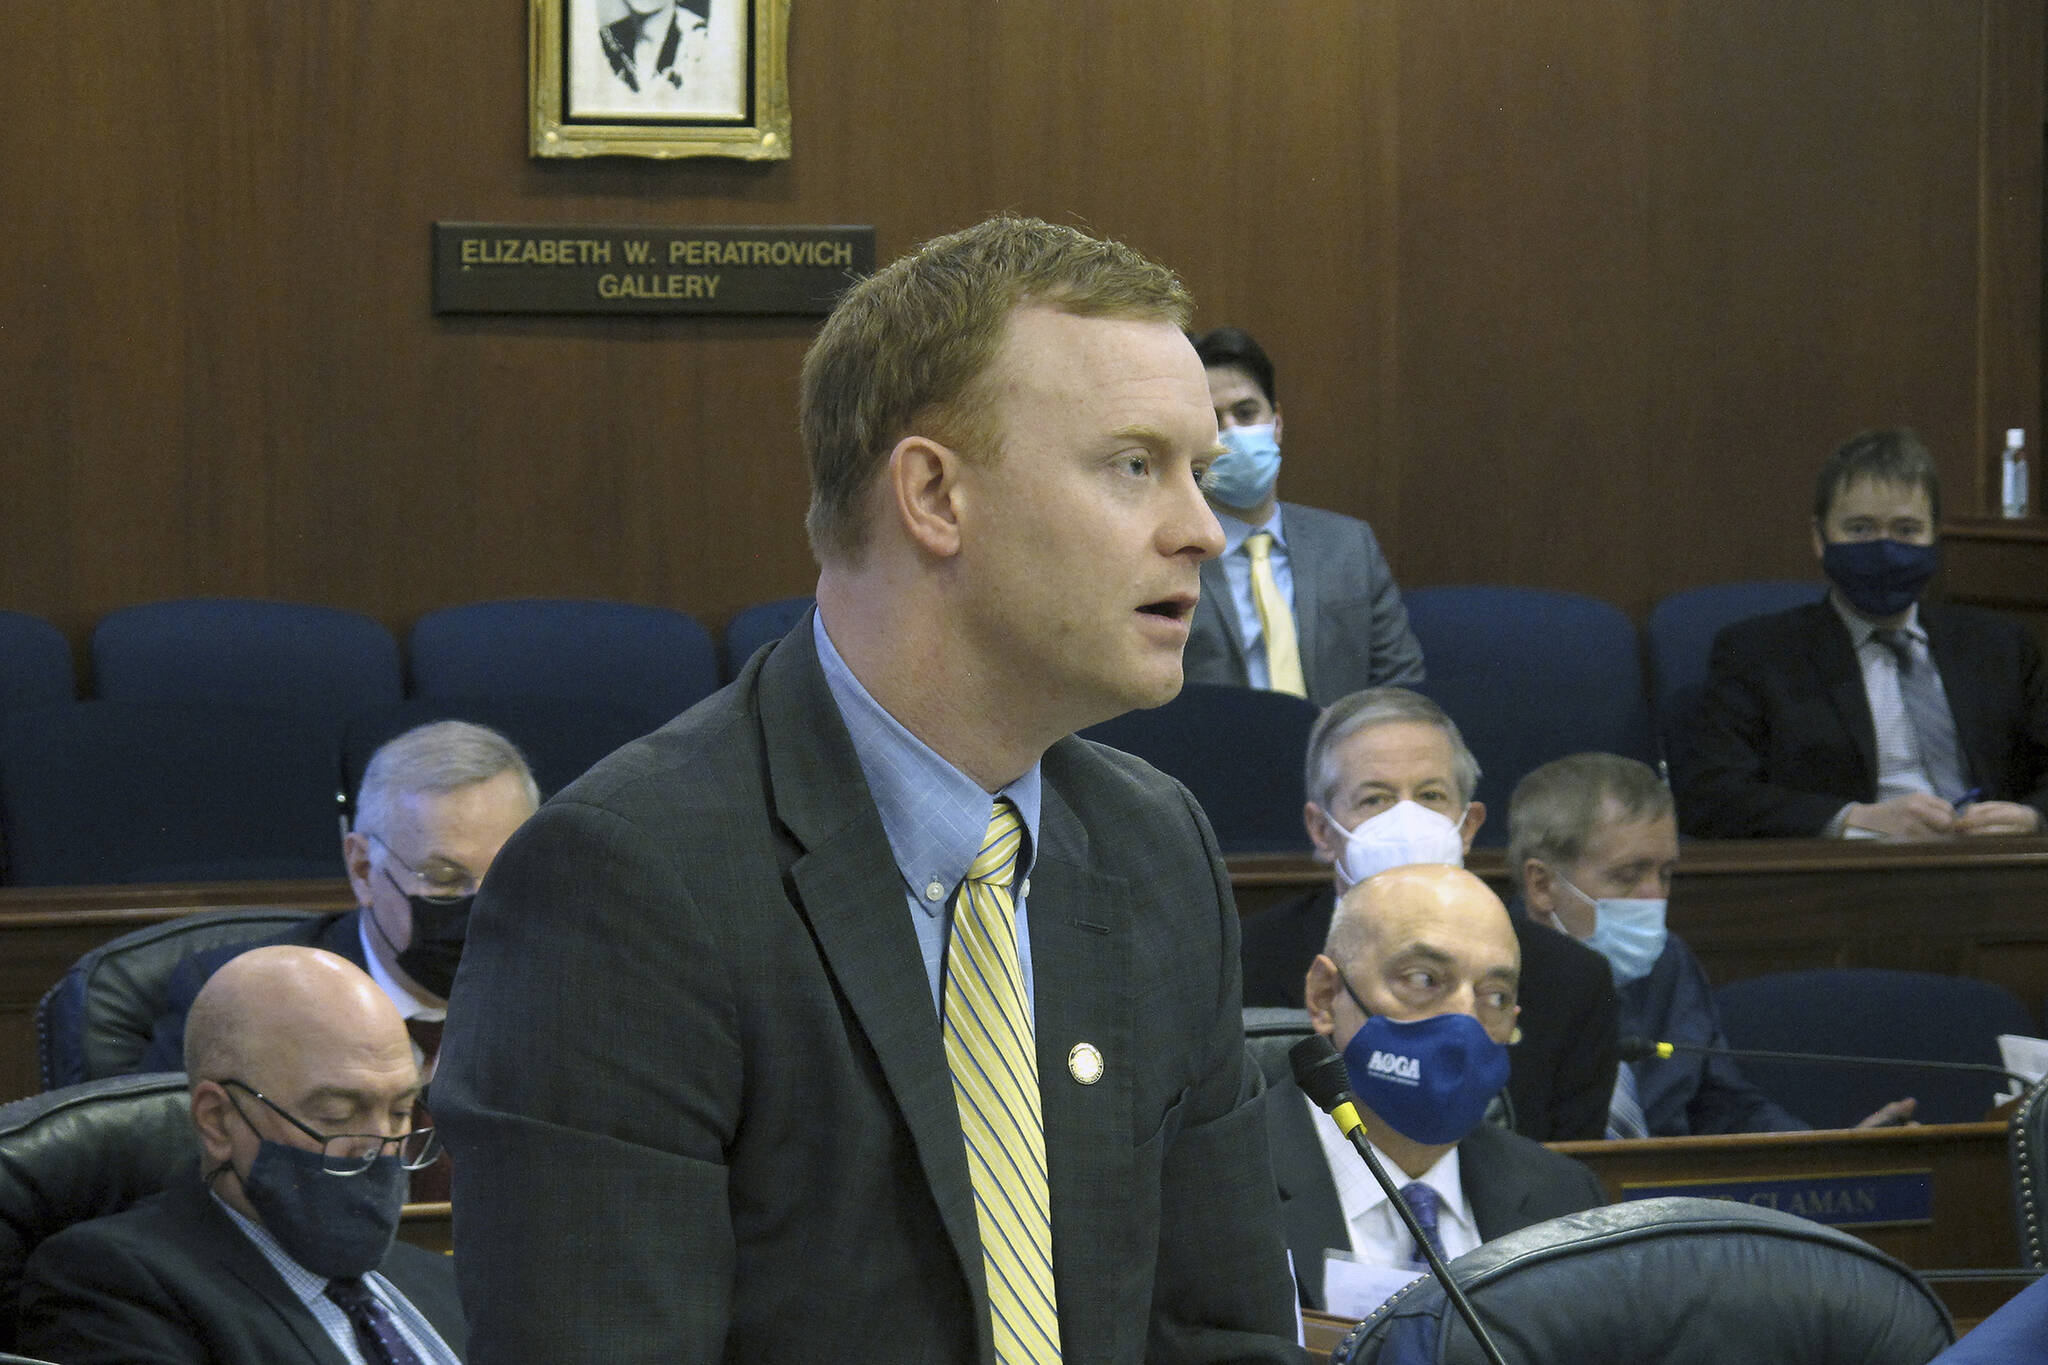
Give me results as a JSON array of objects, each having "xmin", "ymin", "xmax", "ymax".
[
  {"xmin": 1244, "ymin": 1006, "xmax": 1315, "ymax": 1088},
  {"xmin": 37, "ymin": 908, "xmax": 321, "ymax": 1089},
  {"xmin": 1332, "ymin": 1196, "xmax": 1952, "ymax": 1365},
  {"xmin": 0, "ymin": 1074, "xmax": 193, "ymax": 1349}
]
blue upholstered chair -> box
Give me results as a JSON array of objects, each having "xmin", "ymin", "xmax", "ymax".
[
  {"xmin": 1079, "ymin": 684, "xmax": 1320, "ymax": 855},
  {"xmin": 408, "ymin": 599, "xmax": 716, "ymax": 731},
  {"xmin": 0, "ymin": 702, "xmax": 341, "ymax": 886},
  {"xmin": 90, "ymin": 599, "xmax": 401, "ymax": 739},
  {"xmin": 723, "ymin": 595, "xmax": 815, "ymax": 682},
  {"xmin": 1714, "ymin": 968, "xmax": 2034, "ymax": 1128},
  {"xmin": 0, "ymin": 613, "xmax": 73, "ymax": 718},
  {"xmin": 340, "ymin": 695, "xmax": 654, "ymax": 807},
  {"xmin": 1645, "ymin": 580, "xmax": 1825, "ymax": 778},
  {"xmin": 1400, "ymin": 587, "xmax": 1653, "ymax": 844}
]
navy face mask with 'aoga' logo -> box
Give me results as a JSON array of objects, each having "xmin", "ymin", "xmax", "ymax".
[{"xmin": 1338, "ymin": 1008, "xmax": 1511, "ymax": 1147}]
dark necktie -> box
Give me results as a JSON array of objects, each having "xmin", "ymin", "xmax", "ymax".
[
  {"xmin": 1871, "ymin": 629, "xmax": 1968, "ymax": 801},
  {"xmin": 325, "ymin": 1277, "xmax": 428, "ymax": 1365},
  {"xmin": 1399, "ymin": 1181, "xmax": 1449, "ymax": 1266},
  {"xmin": 401, "ymin": 1016, "xmax": 452, "ymax": 1203},
  {"xmin": 404, "ymin": 1017, "xmax": 444, "ymax": 1072}
]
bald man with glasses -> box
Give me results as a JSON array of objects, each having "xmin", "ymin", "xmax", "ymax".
[{"xmin": 20, "ymin": 946, "xmax": 467, "ymax": 1364}]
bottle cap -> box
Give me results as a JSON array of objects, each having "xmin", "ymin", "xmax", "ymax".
[{"xmin": 2008, "ymin": 427, "xmax": 2025, "ymax": 446}]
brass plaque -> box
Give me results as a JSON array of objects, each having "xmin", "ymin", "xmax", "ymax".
[{"xmin": 431, "ymin": 223, "xmax": 874, "ymax": 316}]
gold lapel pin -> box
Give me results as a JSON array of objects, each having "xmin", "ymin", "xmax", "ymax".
[{"xmin": 1068, "ymin": 1042, "xmax": 1104, "ymax": 1085}]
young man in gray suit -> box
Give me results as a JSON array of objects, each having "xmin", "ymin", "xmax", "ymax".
[
  {"xmin": 434, "ymin": 216, "xmax": 1304, "ymax": 1362},
  {"xmin": 1182, "ymin": 326, "xmax": 1425, "ymax": 705}
]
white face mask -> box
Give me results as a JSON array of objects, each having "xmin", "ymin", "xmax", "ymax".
[{"xmin": 1324, "ymin": 800, "xmax": 1468, "ymax": 892}]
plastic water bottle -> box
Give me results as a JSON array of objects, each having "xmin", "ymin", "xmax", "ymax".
[{"xmin": 2002, "ymin": 428, "xmax": 2030, "ymax": 519}]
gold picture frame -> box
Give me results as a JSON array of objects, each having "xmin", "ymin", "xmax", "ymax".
[{"xmin": 530, "ymin": 0, "xmax": 791, "ymax": 160}]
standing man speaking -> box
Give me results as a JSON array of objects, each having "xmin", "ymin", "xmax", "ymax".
[{"xmin": 435, "ymin": 216, "xmax": 1304, "ymax": 1363}]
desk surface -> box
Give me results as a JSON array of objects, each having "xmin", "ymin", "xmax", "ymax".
[{"xmin": 1551, "ymin": 1121, "xmax": 2014, "ymax": 1271}]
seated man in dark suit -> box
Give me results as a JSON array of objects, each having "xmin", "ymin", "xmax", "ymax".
[
  {"xmin": 1263, "ymin": 864, "xmax": 1606, "ymax": 1315},
  {"xmin": 1182, "ymin": 326, "xmax": 1424, "ymax": 704},
  {"xmin": 1513, "ymin": 752, "xmax": 1913, "ymax": 1136},
  {"xmin": 1241, "ymin": 686, "xmax": 1619, "ymax": 1140},
  {"xmin": 19, "ymin": 945, "xmax": 465, "ymax": 1363},
  {"xmin": 1679, "ymin": 427, "xmax": 2048, "ymax": 839},
  {"xmin": 142, "ymin": 720, "xmax": 539, "ymax": 1078}
]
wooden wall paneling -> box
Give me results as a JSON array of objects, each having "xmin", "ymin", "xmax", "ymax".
[
  {"xmin": 0, "ymin": 2, "xmax": 2039, "ymax": 652},
  {"xmin": 1975, "ymin": 0, "xmax": 2046, "ymax": 502}
]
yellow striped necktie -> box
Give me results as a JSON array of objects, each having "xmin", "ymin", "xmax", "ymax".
[
  {"xmin": 1246, "ymin": 530, "xmax": 1308, "ymax": 697},
  {"xmin": 942, "ymin": 799, "xmax": 1061, "ymax": 1363}
]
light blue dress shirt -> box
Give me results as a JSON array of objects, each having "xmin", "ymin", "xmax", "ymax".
[
  {"xmin": 1215, "ymin": 505, "xmax": 1295, "ymax": 691},
  {"xmin": 813, "ymin": 612, "xmax": 1042, "ymax": 1014}
]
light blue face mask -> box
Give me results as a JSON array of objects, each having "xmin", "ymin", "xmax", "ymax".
[
  {"xmin": 1561, "ymin": 877, "xmax": 1668, "ymax": 984},
  {"xmin": 1205, "ymin": 423, "xmax": 1282, "ymax": 510}
]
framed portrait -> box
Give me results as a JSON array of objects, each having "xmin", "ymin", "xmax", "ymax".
[{"xmin": 529, "ymin": 0, "xmax": 791, "ymax": 160}]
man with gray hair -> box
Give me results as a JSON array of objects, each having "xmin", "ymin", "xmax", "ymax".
[
  {"xmin": 142, "ymin": 720, "xmax": 539, "ymax": 1079},
  {"xmin": 1514, "ymin": 752, "xmax": 1911, "ymax": 1135},
  {"xmin": 1240, "ymin": 686, "xmax": 1619, "ymax": 1141}
]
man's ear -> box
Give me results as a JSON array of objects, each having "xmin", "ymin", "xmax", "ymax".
[
  {"xmin": 1810, "ymin": 517, "xmax": 1828, "ymax": 564},
  {"xmin": 190, "ymin": 1082, "xmax": 236, "ymax": 1168},
  {"xmin": 1304, "ymin": 803, "xmax": 1340, "ymax": 865},
  {"xmin": 342, "ymin": 831, "xmax": 375, "ymax": 910},
  {"xmin": 888, "ymin": 436, "xmax": 964, "ymax": 558},
  {"xmin": 1304, "ymin": 954, "xmax": 1342, "ymax": 1036},
  {"xmin": 1521, "ymin": 858, "xmax": 1559, "ymax": 915},
  {"xmin": 1459, "ymin": 801, "xmax": 1487, "ymax": 853}
]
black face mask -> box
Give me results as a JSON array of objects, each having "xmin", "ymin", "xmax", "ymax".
[
  {"xmin": 376, "ymin": 869, "xmax": 471, "ymax": 1000},
  {"xmin": 234, "ymin": 1141, "xmax": 407, "ymax": 1279}
]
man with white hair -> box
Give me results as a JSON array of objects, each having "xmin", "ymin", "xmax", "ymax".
[
  {"xmin": 142, "ymin": 720, "xmax": 538, "ymax": 1078},
  {"xmin": 1240, "ymin": 686, "xmax": 1619, "ymax": 1140}
]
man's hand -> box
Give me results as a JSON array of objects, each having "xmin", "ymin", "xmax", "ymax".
[
  {"xmin": 1842, "ymin": 794, "xmax": 1957, "ymax": 841},
  {"xmin": 1854, "ymin": 1097, "xmax": 1918, "ymax": 1128},
  {"xmin": 1954, "ymin": 801, "xmax": 2045, "ymax": 837}
]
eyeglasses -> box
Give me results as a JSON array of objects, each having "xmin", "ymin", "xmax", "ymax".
[
  {"xmin": 366, "ymin": 832, "xmax": 479, "ymax": 904},
  {"xmin": 219, "ymin": 1078, "xmax": 441, "ymax": 1176}
]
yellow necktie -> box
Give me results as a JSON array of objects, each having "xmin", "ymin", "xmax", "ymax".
[
  {"xmin": 943, "ymin": 800, "xmax": 1061, "ymax": 1363},
  {"xmin": 1246, "ymin": 531, "xmax": 1307, "ymax": 698}
]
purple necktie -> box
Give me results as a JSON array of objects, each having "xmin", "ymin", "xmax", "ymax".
[
  {"xmin": 325, "ymin": 1277, "xmax": 427, "ymax": 1365},
  {"xmin": 1399, "ymin": 1181, "xmax": 1449, "ymax": 1266}
]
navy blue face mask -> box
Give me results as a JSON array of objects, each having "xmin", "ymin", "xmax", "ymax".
[
  {"xmin": 1822, "ymin": 538, "xmax": 1938, "ymax": 618},
  {"xmin": 1337, "ymin": 976, "xmax": 1511, "ymax": 1146}
]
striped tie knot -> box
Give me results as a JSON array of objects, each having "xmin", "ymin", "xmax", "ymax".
[{"xmin": 969, "ymin": 800, "xmax": 1025, "ymax": 893}]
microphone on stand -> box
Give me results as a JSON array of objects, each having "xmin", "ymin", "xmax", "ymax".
[
  {"xmin": 1288, "ymin": 1034, "xmax": 1509, "ymax": 1365},
  {"xmin": 1617, "ymin": 1036, "xmax": 2033, "ymax": 1091}
]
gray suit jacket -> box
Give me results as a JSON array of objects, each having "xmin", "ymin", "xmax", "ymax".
[
  {"xmin": 1260, "ymin": 1075, "xmax": 1606, "ymax": 1311},
  {"xmin": 1185, "ymin": 502, "xmax": 1424, "ymax": 706},
  {"xmin": 433, "ymin": 617, "xmax": 1303, "ymax": 1363}
]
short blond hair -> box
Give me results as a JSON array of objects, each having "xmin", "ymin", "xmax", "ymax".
[{"xmin": 800, "ymin": 213, "xmax": 1193, "ymax": 563}]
